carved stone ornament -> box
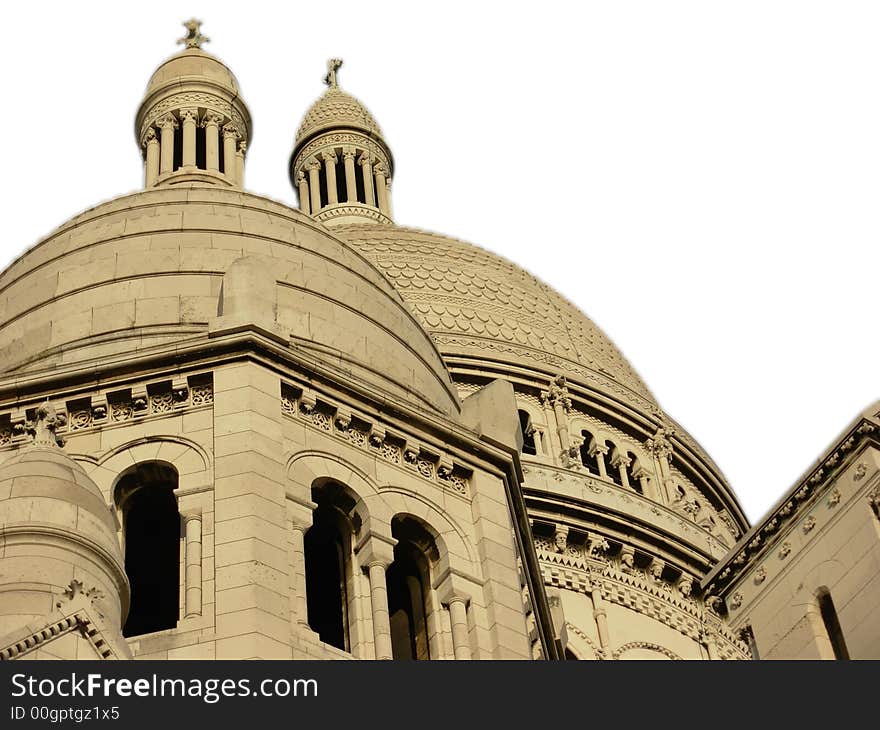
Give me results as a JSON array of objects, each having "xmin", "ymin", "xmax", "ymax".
[
  {"xmin": 540, "ymin": 374, "xmax": 572, "ymax": 412},
  {"xmin": 778, "ymin": 542, "xmax": 791, "ymax": 560},
  {"xmin": 677, "ymin": 574, "xmax": 694, "ymax": 597},
  {"xmin": 803, "ymin": 516, "xmax": 817, "ymax": 533},
  {"xmin": 729, "ymin": 593, "xmax": 743, "ymax": 611},
  {"xmin": 754, "ymin": 567, "xmax": 767, "ymax": 585},
  {"xmin": 178, "ymin": 18, "xmax": 209, "ymax": 49},
  {"xmin": 827, "ymin": 488, "xmax": 841, "ymax": 507},
  {"xmin": 26, "ymin": 401, "xmax": 66, "ymax": 448},
  {"xmin": 619, "ymin": 545, "xmax": 635, "ymax": 573},
  {"xmin": 854, "ymin": 462, "xmax": 868, "ymax": 481}
]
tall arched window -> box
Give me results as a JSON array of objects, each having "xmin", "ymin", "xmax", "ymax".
[
  {"xmin": 518, "ymin": 410, "xmax": 537, "ymax": 456},
  {"xmin": 114, "ymin": 462, "xmax": 180, "ymax": 638},
  {"xmin": 579, "ymin": 431, "xmax": 599, "ymax": 474},
  {"xmin": 305, "ymin": 482, "xmax": 357, "ymax": 652},
  {"xmin": 606, "ymin": 442, "xmax": 623, "ymax": 487},
  {"xmin": 817, "ymin": 587, "xmax": 849, "ymax": 660},
  {"xmin": 626, "ymin": 452, "xmax": 643, "ymax": 494},
  {"xmin": 387, "ymin": 516, "xmax": 438, "ymax": 660}
]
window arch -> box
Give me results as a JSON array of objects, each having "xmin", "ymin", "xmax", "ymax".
[
  {"xmin": 518, "ymin": 409, "xmax": 537, "ymax": 456},
  {"xmin": 305, "ymin": 481, "xmax": 359, "ymax": 652},
  {"xmin": 387, "ymin": 516, "xmax": 439, "ymax": 660},
  {"xmin": 114, "ymin": 462, "xmax": 181, "ymax": 638},
  {"xmin": 579, "ymin": 431, "xmax": 600, "ymax": 475},
  {"xmin": 625, "ymin": 451, "xmax": 643, "ymax": 494},
  {"xmin": 606, "ymin": 442, "xmax": 623, "ymax": 487}
]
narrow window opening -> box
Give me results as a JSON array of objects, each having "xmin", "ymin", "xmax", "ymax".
[
  {"xmin": 518, "ymin": 410, "xmax": 537, "ymax": 456},
  {"xmin": 319, "ymin": 168, "xmax": 329, "ymax": 209},
  {"xmin": 354, "ymin": 161, "xmax": 366, "ymax": 204},
  {"xmin": 115, "ymin": 463, "xmax": 180, "ymax": 638},
  {"xmin": 579, "ymin": 431, "xmax": 600, "ymax": 475},
  {"xmin": 218, "ymin": 132, "xmax": 226, "ymax": 173},
  {"xmin": 818, "ymin": 588, "xmax": 849, "ymax": 659},
  {"xmin": 626, "ymin": 452, "xmax": 642, "ymax": 494},
  {"xmin": 195, "ymin": 124, "xmax": 207, "ymax": 170},
  {"xmin": 607, "ymin": 442, "xmax": 623, "ymax": 487},
  {"xmin": 172, "ymin": 122, "xmax": 183, "ymax": 172},
  {"xmin": 304, "ymin": 505, "xmax": 349, "ymax": 651},
  {"xmin": 388, "ymin": 516, "xmax": 437, "ymax": 660},
  {"xmin": 335, "ymin": 157, "xmax": 346, "ymax": 203}
]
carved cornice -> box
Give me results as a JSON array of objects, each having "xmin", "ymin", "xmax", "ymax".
[
  {"xmin": 314, "ymin": 205, "xmax": 392, "ymax": 225},
  {"xmin": 704, "ymin": 415, "xmax": 880, "ymax": 596},
  {"xmin": 281, "ymin": 381, "xmax": 470, "ymax": 497}
]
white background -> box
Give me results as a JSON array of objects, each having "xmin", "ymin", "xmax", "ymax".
[{"xmin": 1, "ymin": 2, "xmax": 877, "ymax": 523}]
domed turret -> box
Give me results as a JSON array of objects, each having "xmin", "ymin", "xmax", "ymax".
[
  {"xmin": 135, "ymin": 20, "xmax": 252, "ymax": 189},
  {"xmin": 290, "ymin": 59, "xmax": 394, "ymax": 226},
  {"xmin": 0, "ymin": 404, "xmax": 129, "ymax": 638}
]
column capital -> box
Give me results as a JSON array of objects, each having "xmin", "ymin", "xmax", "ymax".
[
  {"xmin": 201, "ymin": 112, "xmax": 224, "ymax": 128},
  {"xmin": 181, "ymin": 509, "xmax": 203, "ymax": 524},
  {"xmin": 373, "ymin": 162, "xmax": 388, "ymax": 177},
  {"xmin": 296, "ymin": 170, "xmax": 307, "ymax": 185},
  {"xmin": 357, "ymin": 151, "xmax": 372, "ymax": 166},
  {"xmin": 222, "ymin": 122, "xmax": 240, "ymax": 140},
  {"xmin": 179, "ymin": 107, "xmax": 199, "ymax": 123},
  {"xmin": 238, "ymin": 140, "xmax": 247, "ymax": 154},
  {"xmin": 355, "ymin": 529, "xmax": 396, "ymax": 567},
  {"xmin": 342, "ymin": 148, "xmax": 357, "ymax": 161},
  {"xmin": 158, "ymin": 114, "xmax": 179, "ymax": 130},
  {"xmin": 144, "ymin": 127, "xmax": 158, "ymax": 144},
  {"xmin": 304, "ymin": 158, "xmax": 321, "ymax": 172},
  {"xmin": 320, "ymin": 149, "xmax": 337, "ymax": 163}
]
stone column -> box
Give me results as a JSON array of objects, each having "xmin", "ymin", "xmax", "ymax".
[
  {"xmin": 158, "ymin": 114, "xmax": 178, "ymax": 175},
  {"xmin": 222, "ymin": 123, "xmax": 239, "ymax": 181},
  {"xmin": 321, "ymin": 150, "xmax": 338, "ymax": 205},
  {"xmin": 297, "ymin": 171, "xmax": 310, "ymax": 214},
  {"xmin": 591, "ymin": 442, "xmax": 609, "ymax": 478},
  {"xmin": 384, "ymin": 176, "xmax": 393, "ymax": 218},
  {"xmin": 183, "ymin": 512, "xmax": 203, "ymax": 618},
  {"xmin": 447, "ymin": 596, "xmax": 472, "ymax": 660},
  {"xmin": 343, "ymin": 149, "xmax": 357, "ymax": 202},
  {"xmin": 612, "ymin": 452, "xmax": 632, "ymax": 490},
  {"xmin": 144, "ymin": 128, "xmax": 160, "ymax": 187},
  {"xmin": 307, "ymin": 160, "xmax": 321, "ymax": 213},
  {"xmin": 374, "ymin": 165, "xmax": 389, "ymax": 215},
  {"xmin": 289, "ymin": 518, "xmax": 310, "ymax": 624},
  {"xmin": 359, "ymin": 152, "xmax": 375, "ymax": 207},
  {"xmin": 236, "ymin": 141, "xmax": 246, "ymax": 188},
  {"xmin": 180, "ymin": 108, "xmax": 198, "ymax": 168},
  {"xmin": 367, "ymin": 560, "xmax": 393, "ymax": 660},
  {"xmin": 590, "ymin": 586, "xmax": 610, "ymax": 650},
  {"xmin": 203, "ymin": 113, "xmax": 222, "ymax": 171}
]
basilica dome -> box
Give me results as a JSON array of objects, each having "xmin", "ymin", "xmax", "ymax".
[{"xmin": 145, "ymin": 47, "xmax": 241, "ymax": 97}]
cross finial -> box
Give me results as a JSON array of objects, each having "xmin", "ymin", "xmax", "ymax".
[
  {"xmin": 178, "ymin": 19, "xmax": 209, "ymax": 49},
  {"xmin": 324, "ymin": 58, "xmax": 343, "ymax": 88}
]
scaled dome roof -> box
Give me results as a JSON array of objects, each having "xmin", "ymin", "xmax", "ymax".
[
  {"xmin": 295, "ymin": 86, "xmax": 383, "ymax": 147},
  {"xmin": 335, "ymin": 225, "xmax": 657, "ymax": 406}
]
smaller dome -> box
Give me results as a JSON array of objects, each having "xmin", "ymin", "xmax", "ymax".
[
  {"xmin": 145, "ymin": 48, "xmax": 241, "ymax": 96},
  {"xmin": 296, "ymin": 86, "xmax": 383, "ymax": 147}
]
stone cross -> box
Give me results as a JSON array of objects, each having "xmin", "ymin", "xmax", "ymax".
[
  {"xmin": 178, "ymin": 19, "xmax": 209, "ymax": 49},
  {"xmin": 324, "ymin": 58, "xmax": 343, "ymax": 88}
]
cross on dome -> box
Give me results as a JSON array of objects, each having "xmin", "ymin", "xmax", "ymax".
[
  {"xmin": 324, "ymin": 58, "xmax": 343, "ymax": 88},
  {"xmin": 178, "ymin": 18, "xmax": 209, "ymax": 49}
]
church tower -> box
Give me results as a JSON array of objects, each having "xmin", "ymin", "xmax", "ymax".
[
  {"xmin": 290, "ymin": 60, "xmax": 394, "ymax": 225},
  {"xmin": 0, "ymin": 22, "xmax": 557, "ymax": 660}
]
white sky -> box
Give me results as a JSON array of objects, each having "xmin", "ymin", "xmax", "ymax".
[{"xmin": 1, "ymin": 2, "xmax": 877, "ymax": 523}]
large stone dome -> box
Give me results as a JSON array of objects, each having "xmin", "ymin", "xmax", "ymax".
[
  {"xmin": 335, "ymin": 224, "xmax": 656, "ymax": 406},
  {"xmin": 0, "ymin": 187, "xmax": 459, "ymax": 417},
  {"xmin": 145, "ymin": 48, "xmax": 241, "ymax": 96},
  {"xmin": 295, "ymin": 87, "xmax": 383, "ymax": 148}
]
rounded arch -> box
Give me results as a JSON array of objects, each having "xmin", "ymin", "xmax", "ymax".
[
  {"xmin": 86, "ymin": 435, "xmax": 212, "ymax": 501},
  {"xmin": 612, "ymin": 641, "xmax": 682, "ymax": 660},
  {"xmin": 287, "ymin": 450, "xmax": 388, "ymax": 534},
  {"xmin": 564, "ymin": 623, "xmax": 601, "ymax": 660},
  {"xmin": 378, "ymin": 485, "xmax": 476, "ymax": 568}
]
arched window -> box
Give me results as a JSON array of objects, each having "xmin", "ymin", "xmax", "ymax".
[
  {"xmin": 305, "ymin": 482, "xmax": 357, "ymax": 652},
  {"xmin": 579, "ymin": 431, "xmax": 600, "ymax": 475},
  {"xmin": 606, "ymin": 442, "xmax": 623, "ymax": 487},
  {"xmin": 518, "ymin": 409, "xmax": 537, "ymax": 456},
  {"xmin": 387, "ymin": 516, "xmax": 438, "ymax": 660},
  {"xmin": 626, "ymin": 451, "xmax": 643, "ymax": 494},
  {"xmin": 114, "ymin": 462, "xmax": 181, "ymax": 638},
  {"xmin": 817, "ymin": 588, "xmax": 849, "ymax": 660}
]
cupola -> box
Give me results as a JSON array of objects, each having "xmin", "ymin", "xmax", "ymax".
[
  {"xmin": 290, "ymin": 59, "xmax": 394, "ymax": 225},
  {"xmin": 135, "ymin": 20, "xmax": 252, "ymax": 189}
]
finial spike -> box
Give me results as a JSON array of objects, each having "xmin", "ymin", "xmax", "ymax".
[
  {"xmin": 324, "ymin": 58, "xmax": 343, "ymax": 89},
  {"xmin": 178, "ymin": 19, "xmax": 209, "ymax": 49}
]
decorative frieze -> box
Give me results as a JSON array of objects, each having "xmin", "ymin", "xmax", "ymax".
[
  {"xmin": 280, "ymin": 381, "xmax": 471, "ymax": 496},
  {"xmin": 0, "ymin": 374, "xmax": 213, "ymax": 448}
]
